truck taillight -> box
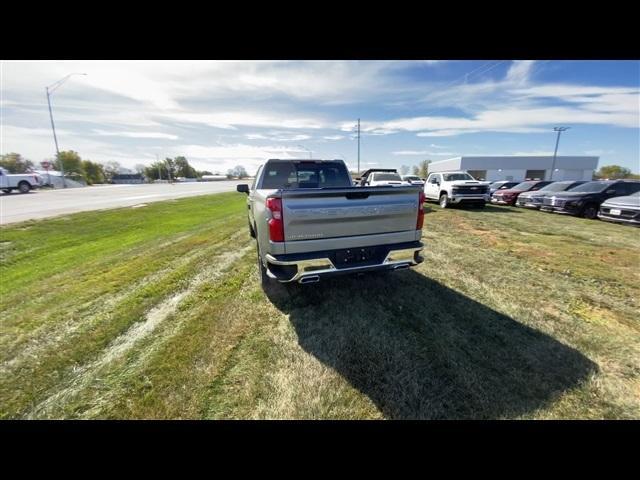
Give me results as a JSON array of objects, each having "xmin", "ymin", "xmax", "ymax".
[
  {"xmin": 266, "ymin": 197, "xmax": 284, "ymax": 242},
  {"xmin": 416, "ymin": 191, "xmax": 425, "ymax": 230}
]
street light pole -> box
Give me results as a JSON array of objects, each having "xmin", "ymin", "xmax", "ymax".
[
  {"xmin": 550, "ymin": 126, "xmax": 570, "ymax": 181},
  {"xmin": 357, "ymin": 118, "xmax": 361, "ymax": 174},
  {"xmin": 45, "ymin": 73, "xmax": 87, "ymax": 188}
]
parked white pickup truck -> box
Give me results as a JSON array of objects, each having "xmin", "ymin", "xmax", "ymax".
[
  {"xmin": 0, "ymin": 167, "xmax": 40, "ymax": 194},
  {"xmin": 424, "ymin": 171, "xmax": 490, "ymax": 208},
  {"xmin": 358, "ymin": 169, "xmax": 406, "ymax": 186}
]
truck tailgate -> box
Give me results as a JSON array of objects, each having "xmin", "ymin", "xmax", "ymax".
[{"xmin": 280, "ymin": 186, "xmax": 421, "ymax": 242}]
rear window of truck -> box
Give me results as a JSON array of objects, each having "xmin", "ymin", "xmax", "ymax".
[{"xmin": 261, "ymin": 162, "xmax": 352, "ymax": 189}]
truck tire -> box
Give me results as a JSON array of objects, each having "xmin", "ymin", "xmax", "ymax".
[
  {"xmin": 439, "ymin": 193, "xmax": 449, "ymax": 209},
  {"xmin": 18, "ymin": 181, "xmax": 31, "ymax": 194},
  {"xmin": 256, "ymin": 243, "xmax": 270, "ymax": 286},
  {"xmin": 249, "ymin": 221, "xmax": 256, "ymax": 239},
  {"xmin": 582, "ymin": 203, "xmax": 599, "ymax": 220}
]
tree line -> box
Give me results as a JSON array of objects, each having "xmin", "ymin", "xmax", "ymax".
[
  {"xmin": 0, "ymin": 152, "xmax": 251, "ymax": 184},
  {"xmin": 400, "ymin": 160, "xmax": 431, "ymax": 179}
]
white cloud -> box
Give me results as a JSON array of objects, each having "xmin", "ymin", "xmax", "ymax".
[
  {"xmin": 92, "ymin": 129, "xmax": 179, "ymax": 140},
  {"xmin": 162, "ymin": 111, "xmax": 326, "ymax": 130},
  {"xmin": 322, "ymin": 135, "xmax": 345, "ymax": 140},
  {"xmin": 392, "ymin": 150, "xmax": 456, "ymax": 156},
  {"xmin": 505, "ymin": 60, "xmax": 536, "ymax": 84},
  {"xmin": 245, "ymin": 132, "xmax": 312, "ymax": 142}
]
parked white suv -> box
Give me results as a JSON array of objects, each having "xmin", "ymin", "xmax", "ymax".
[{"xmin": 424, "ymin": 171, "xmax": 490, "ymax": 208}]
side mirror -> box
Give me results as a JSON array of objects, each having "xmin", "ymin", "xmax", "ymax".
[{"xmin": 237, "ymin": 184, "xmax": 249, "ymax": 194}]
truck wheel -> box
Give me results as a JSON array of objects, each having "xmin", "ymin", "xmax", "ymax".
[
  {"xmin": 439, "ymin": 193, "xmax": 449, "ymax": 209},
  {"xmin": 582, "ymin": 204, "xmax": 599, "ymax": 220},
  {"xmin": 18, "ymin": 182, "xmax": 31, "ymax": 194},
  {"xmin": 249, "ymin": 221, "xmax": 256, "ymax": 239}
]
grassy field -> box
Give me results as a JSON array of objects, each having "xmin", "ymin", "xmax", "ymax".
[{"xmin": 1, "ymin": 193, "xmax": 638, "ymax": 419}]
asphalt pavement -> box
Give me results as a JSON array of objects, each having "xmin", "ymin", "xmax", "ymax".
[{"xmin": 0, "ymin": 181, "xmax": 247, "ymax": 225}]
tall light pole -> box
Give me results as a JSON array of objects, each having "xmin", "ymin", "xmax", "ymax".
[
  {"xmin": 550, "ymin": 126, "xmax": 570, "ymax": 181},
  {"xmin": 297, "ymin": 145, "xmax": 312, "ymax": 159},
  {"xmin": 356, "ymin": 118, "xmax": 361, "ymax": 174},
  {"xmin": 45, "ymin": 73, "xmax": 87, "ymax": 188}
]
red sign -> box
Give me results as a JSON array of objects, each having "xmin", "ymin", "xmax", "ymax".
[{"xmin": 41, "ymin": 161, "xmax": 51, "ymax": 170}]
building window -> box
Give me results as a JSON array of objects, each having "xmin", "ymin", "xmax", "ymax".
[
  {"xmin": 467, "ymin": 170, "xmax": 487, "ymax": 180},
  {"xmin": 525, "ymin": 169, "xmax": 546, "ymax": 180}
]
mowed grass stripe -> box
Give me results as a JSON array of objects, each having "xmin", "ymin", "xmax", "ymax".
[
  {"xmin": 0, "ymin": 192, "xmax": 247, "ymax": 418},
  {"xmin": 0, "ymin": 193, "xmax": 243, "ymax": 294}
]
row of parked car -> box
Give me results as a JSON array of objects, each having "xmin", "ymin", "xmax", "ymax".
[
  {"xmin": 351, "ymin": 168, "xmax": 640, "ymax": 226},
  {"xmin": 489, "ymin": 178, "xmax": 640, "ymax": 225}
]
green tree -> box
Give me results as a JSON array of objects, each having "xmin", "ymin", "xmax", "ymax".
[
  {"xmin": 417, "ymin": 159, "xmax": 431, "ymax": 179},
  {"xmin": 0, "ymin": 153, "xmax": 34, "ymax": 173},
  {"xmin": 595, "ymin": 165, "xmax": 633, "ymax": 180},
  {"xmin": 82, "ymin": 160, "xmax": 105, "ymax": 185},
  {"xmin": 227, "ymin": 165, "xmax": 248, "ymax": 179},
  {"xmin": 102, "ymin": 161, "xmax": 121, "ymax": 182},
  {"xmin": 412, "ymin": 165, "xmax": 420, "ymax": 176},
  {"xmin": 400, "ymin": 165, "xmax": 410, "ymax": 176},
  {"xmin": 174, "ymin": 156, "xmax": 197, "ymax": 178},
  {"xmin": 144, "ymin": 161, "xmax": 171, "ymax": 181},
  {"xmin": 55, "ymin": 151, "xmax": 83, "ymax": 176}
]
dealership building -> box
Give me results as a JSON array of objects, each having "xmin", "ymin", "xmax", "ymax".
[{"xmin": 427, "ymin": 156, "xmax": 599, "ymax": 182}]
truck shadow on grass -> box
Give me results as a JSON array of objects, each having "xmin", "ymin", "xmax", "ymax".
[{"xmin": 267, "ymin": 270, "xmax": 596, "ymax": 419}]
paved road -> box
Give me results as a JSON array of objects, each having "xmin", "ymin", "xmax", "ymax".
[{"xmin": 0, "ymin": 181, "xmax": 246, "ymax": 225}]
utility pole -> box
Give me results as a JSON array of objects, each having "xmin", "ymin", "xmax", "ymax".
[
  {"xmin": 357, "ymin": 118, "xmax": 361, "ymax": 174},
  {"xmin": 45, "ymin": 73, "xmax": 87, "ymax": 188},
  {"xmin": 550, "ymin": 126, "xmax": 570, "ymax": 180},
  {"xmin": 156, "ymin": 154, "xmax": 162, "ymax": 182}
]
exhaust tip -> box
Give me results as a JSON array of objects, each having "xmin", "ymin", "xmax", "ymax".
[
  {"xmin": 393, "ymin": 264, "xmax": 410, "ymax": 270},
  {"xmin": 299, "ymin": 275, "xmax": 320, "ymax": 284}
]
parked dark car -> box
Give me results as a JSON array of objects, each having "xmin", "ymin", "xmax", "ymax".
[
  {"xmin": 515, "ymin": 180, "xmax": 587, "ymax": 209},
  {"xmin": 489, "ymin": 181, "xmax": 521, "ymax": 195},
  {"xmin": 491, "ymin": 180, "xmax": 554, "ymax": 206},
  {"xmin": 540, "ymin": 180, "xmax": 640, "ymax": 219},
  {"xmin": 597, "ymin": 191, "xmax": 640, "ymax": 225}
]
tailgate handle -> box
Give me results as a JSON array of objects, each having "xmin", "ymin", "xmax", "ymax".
[{"xmin": 345, "ymin": 192, "xmax": 370, "ymax": 200}]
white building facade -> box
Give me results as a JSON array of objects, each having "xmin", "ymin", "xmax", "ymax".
[{"xmin": 427, "ymin": 156, "xmax": 599, "ymax": 182}]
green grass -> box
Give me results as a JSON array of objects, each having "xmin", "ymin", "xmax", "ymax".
[{"xmin": 1, "ymin": 197, "xmax": 638, "ymax": 419}]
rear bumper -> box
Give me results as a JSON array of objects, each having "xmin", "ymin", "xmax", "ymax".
[{"xmin": 264, "ymin": 241, "xmax": 424, "ymax": 283}]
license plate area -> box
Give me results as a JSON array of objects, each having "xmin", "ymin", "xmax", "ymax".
[
  {"xmin": 609, "ymin": 208, "xmax": 621, "ymax": 216},
  {"xmin": 333, "ymin": 246, "xmax": 384, "ymax": 268}
]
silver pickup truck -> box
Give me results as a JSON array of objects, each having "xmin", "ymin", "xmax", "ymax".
[{"xmin": 237, "ymin": 159, "xmax": 424, "ymax": 286}]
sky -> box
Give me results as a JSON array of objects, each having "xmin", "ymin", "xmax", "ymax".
[{"xmin": 1, "ymin": 60, "xmax": 638, "ymax": 175}]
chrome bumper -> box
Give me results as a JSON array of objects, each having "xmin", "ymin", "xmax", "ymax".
[
  {"xmin": 450, "ymin": 194, "xmax": 488, "ymax": 203},
  {"xmin": 597, "ymin": 213, "xmax": 640, "ymax": 225},
  {"xmin": 264, "ymin": 245, "xmax": 423, "ymax": 283}
]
